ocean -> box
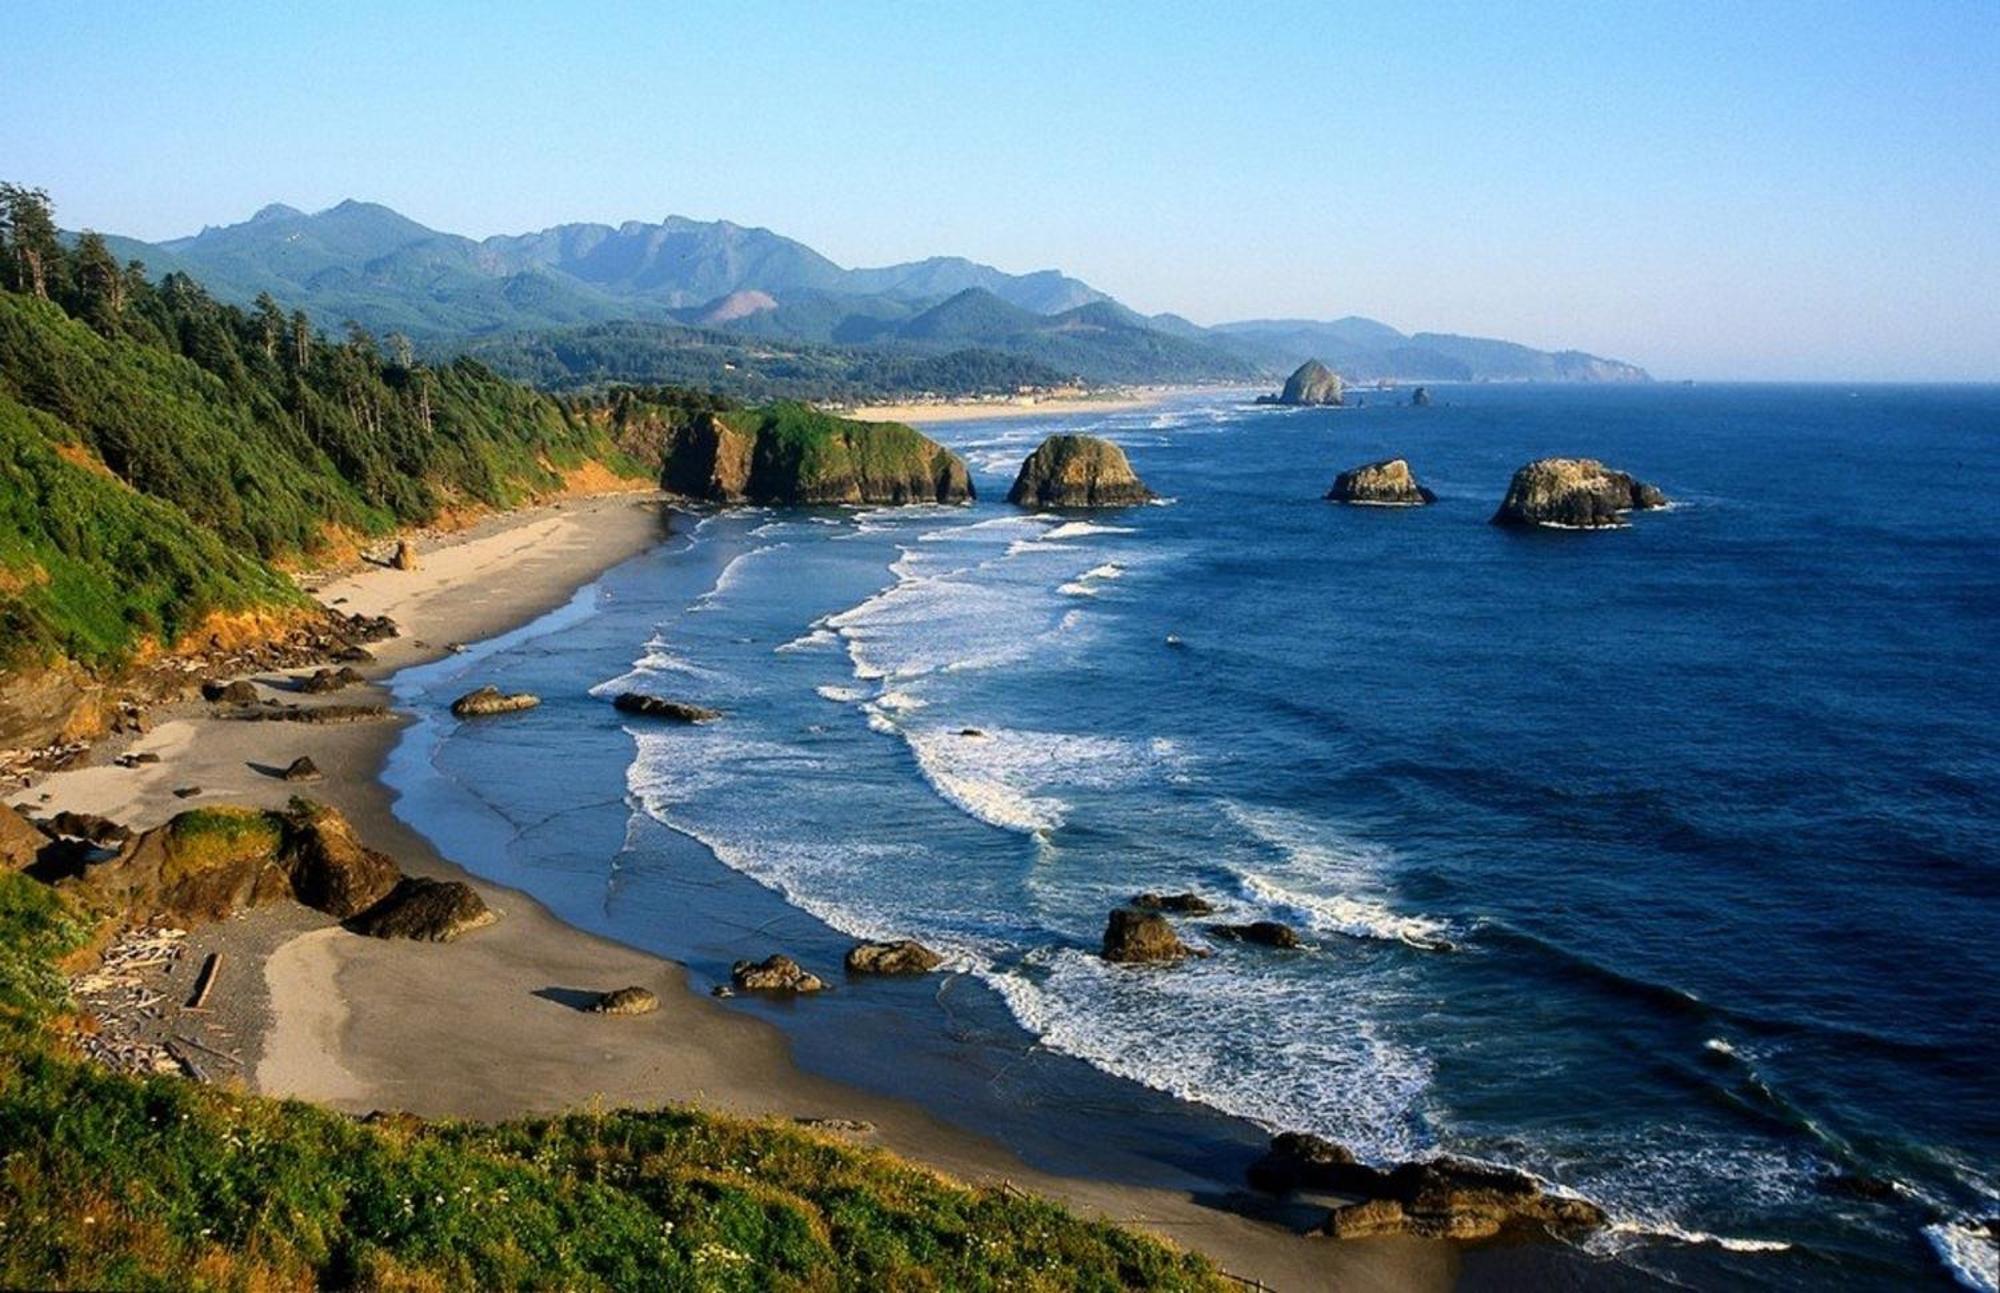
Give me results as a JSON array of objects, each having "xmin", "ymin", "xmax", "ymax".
[{"xmin": 385, "ymin": 383, "xmax": 1998, "ymax": 1289}]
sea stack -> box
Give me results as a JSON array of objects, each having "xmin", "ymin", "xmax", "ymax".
[
  {"xmin": 1007, "ymin": 434, "xmax": 1154, "ymax": 508},
  {"xmin": 1410, "ymin": 386, "xmax": 1432, "ymax": 406},
  {"xmin": 1325, "ymin": 458, "xmax": 1436, "ymax": 506},
  {"xmin": 1492, "ymin": 458, "xmax": 1668, "ymax": 529},
  {"xmin": 1258, "ymin": 359, "xmax": 1345, "ymax": 406}
]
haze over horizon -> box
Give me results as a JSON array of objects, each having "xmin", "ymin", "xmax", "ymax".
[{"xmin": 4, "ymin": 0, "xmax": 1995, "ymax": 381}]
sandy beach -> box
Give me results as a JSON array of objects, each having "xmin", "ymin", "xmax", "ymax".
[
  {"xmin": 841, "ymin": 388, "xmax": 1198, "ymax": 424},
  {"xmin": 10, "ymin": 491, "xmax": 1453, "ymax": 1292}
]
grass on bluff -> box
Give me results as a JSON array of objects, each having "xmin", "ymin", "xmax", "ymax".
[{"xmin": 0, "ymin": 871, "xmax": 1222, "ymax": 1290}]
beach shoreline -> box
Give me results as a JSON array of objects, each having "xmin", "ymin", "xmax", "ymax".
[
  {"xmin": 10, "ymin": 490, "xmax": 1454, "ymax": 1291},
  {"xmin": 839, "ymin": 385, "xmax": 1250, "ymax": 425}
]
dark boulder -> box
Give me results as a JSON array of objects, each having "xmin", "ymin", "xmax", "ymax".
[
  {"xmin": 1132, "ymin": 891, "xmax": 1215, "ymax": 915},
  {"xmin": 845, "ymin": 939, "xmax": 944, "ymax": 975},
  {"xmin": 203, "ymin": 679, "xmax": 259, "ymax": 705},
  {"xmin": 731, "ymin": 954, "xmax": 826, "ymax": 992},
  {"xmin": 1325, "ymin": 458, "xmax": 1436, "ymax": 506},
  {"xmin": 1492, "ymin": 458, "xmax": 1668, "ymax": 529},
  {"xmin": 589, "ymin": 986, "xmax": 660, "ymax": 1016},
  {"xmin": 2, "ymin": 803, "xmax": 50, "ymax": 872},
  {"xmin": 283, "ymin": 799, "xmax": 402, "ymax": 919},
  {"xmin": 40, "ymin": 810, "xmax": 131, "ymax": 846},
  {"xmin": 348, "ymin": 877, "xmax": 497, "ymax": 941},
  {"xmin": 1411, "ymin": 386, "xmax": 1432, "ymax": 407},
  {"xmin": 1101, "ymin": 908, "xmax": 1193, "ymax": 964},
  {"xmin": 612, "ymin": 693, "xmax": 721, "ymax": 723},
  {"xmin": 1208, "ymin": 920, "xmax": 1302, "ymax": 949},
  {"xmin": 299, "ymin": 667, "xmax": 362, "ymax": 694},
  {"xmin": 280, "ymin": 756, "xmax": 322, "ymax": 782},
  {"xmin": 1007, "ymin": 435, "xmax": 1154, "ymax": 508}
]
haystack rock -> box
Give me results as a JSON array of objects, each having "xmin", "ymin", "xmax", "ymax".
[
  {"xmin": 1007, "ymin": 434, "xmax": 1154, "ymax": 507},
  {"xmin": 1325, "ymin": 458, "xmax": 1436, "ymax": 506},
  {"xmin": 1258, "ymin": 359, "xmax": 1345, "ymax": 407},
  {"xmin": 1492, "ymin": 458, "xmax": 1668, "ymax": 529}
]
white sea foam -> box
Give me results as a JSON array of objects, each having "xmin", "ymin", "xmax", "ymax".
[
  {"xmin": 1607, "ymin": 1221, "xmax": 1794, "ymax": 1254},
  {"xmin": 1042, "ymin": 520, "xmax": 1136, "ymax": 541},
  {"xmin": 1927, "ymin": 1220, "xmax": 2000, "ymax": 1292},
  {"xmin": 1057, "ymin": 581, "xmax": 1099, "ymax": 597},
  {"xmin": 815, "ymin": 684, "xmax": 869, "ymax": 704},
  {"xmin": 1222, "ymin": 802, "xmax": 1452, "ymax": 949},
  {"xmin": 689, "ymin": 543, "xmax": 789, "ymax": 612},
  {"xmin": 776, "ymin": 626, "xmax": 839, "ymax": 654}
]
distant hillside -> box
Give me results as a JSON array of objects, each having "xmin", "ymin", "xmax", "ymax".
[
  {"xmin": 91, "ymin": 199, "xmax": 1649, "ymax": 388},
  {"xmin": 1213, "ymin": 317, "xmax": 1649, "ymax": 383}
]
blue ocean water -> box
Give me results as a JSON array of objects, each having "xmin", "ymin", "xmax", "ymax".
[{"xmin": 388, "ymin": 384, "xmax": 1999, "ymax": 1289}]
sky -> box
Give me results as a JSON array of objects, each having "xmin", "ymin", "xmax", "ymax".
[{"xmin": 4, "ymin": 1, "xmax": 1996, "ymax": 380}]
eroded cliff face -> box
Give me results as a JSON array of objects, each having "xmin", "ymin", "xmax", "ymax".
[
  {"xmin": 1006, "ymin": 434, "xmax": 1154, "ymax": 507},
  {"xmin": 663, "ymin": 408, "xmax": 972, "ymax": 506},
  {"xmin": 1492, "ymin": 457, "xmax": 1668, "ymax": 529}
]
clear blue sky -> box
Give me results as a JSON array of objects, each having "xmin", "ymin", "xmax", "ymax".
[{"xmin": 4, "ymin": 1, "xmax": 1996, "ymax": 379}]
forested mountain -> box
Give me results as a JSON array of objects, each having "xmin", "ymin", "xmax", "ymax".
[{"xmin": 95, "ymin": 200, "xmax": 1650, "ymax": 388}]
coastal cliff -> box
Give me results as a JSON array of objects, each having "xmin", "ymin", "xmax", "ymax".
[
  {"xmin": 664, "ymin": 404, "xmax": 973, "ymax": 505},
  {"xmin": 1007, "ymin": 434, "xmax": 1154, "ymax": 507}
]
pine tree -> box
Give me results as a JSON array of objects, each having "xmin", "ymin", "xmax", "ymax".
[{"xmin": 0, "ymin": 183, "xmax": 62, "ymax": 299}]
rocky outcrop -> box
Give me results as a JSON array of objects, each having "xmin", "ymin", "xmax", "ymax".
[
  {"xmin": 284, "ymin": 800, "xmax": 402, "ymax": 919},
  {"xmin": 229, "ymin": 703, "xmax": 390, "ymax": 725},
  {"xmin": 612, "ymin": 693, "xmax": 720, "ymax": 723},
  {"xmin": 392, "ymin": 539, "xmax": 418, "ymax": 571},
  {"xmin": 202, "ymin": 679, "xmax": 259, "ymax": 705},
  {"xmin": 1007, "ymin": 435, "xmax": 1154, "ymax": 508},
  {"xmin": 58, "ymin": 800, "xmax": 402, "ymax": 927},
  {"xmin": 1247, "ymin": 1132, "xmax": 1606, "ymax": 1242},
  {"xmin": 1325, "ymin": 458, "xmax": 1435, "ymax": 506},
  {"xmin": 450, "ymin": 686, "xmax": 541, "ymax": 718},
  {"xmin": 2, "ymin": 804, "xmax": 49, "ymax": 871},
  {"xmin": 664, "ymin": 407, "xmax": 973, "ymax": 505},
  {"xmin": 1132, "ymin": 892, "xmax": 1214, "ymax": 915},
  {"xmin": 299, "ymin": 667, "xmax": 364, "ymax": 694},
  {"xmin": 589, "ymin": 986, "xmax": 660, "ymax": 1016},
  {"xmin": 280, "ymin": 756, "xmax": 322, "ymax": 782},
  {"xmin": 348, "ymin": 877, "xmax": 496, "ymax": 941},
  {"xmin": 1492, "ymin": 458, "xmax": 1668, "ymax": 529},
  {"xmin": 1207, "ymin": 920, "xmax": 1301, "ymax": 949},
  {"xmin": 731, "ymin": 954, "xmax": 826, "ymax": 993},
  {"xmin": 845, "ymin": 939, "xmax": 944, "ymax": 975},
  {"xmin": 1410, "ymin": 387, "xmax": 1432, "ymax": 407},
  {"xmin": 41, "ymin": 811, "xmax": 131, "ymax": 846},
  {"xmin": 1101, "ymin": 909, "xmax": 1192, "ymax": 964},
  {"xmin": 1257, "ymin": 359, "xmax": 1345, "ymax": 407}
]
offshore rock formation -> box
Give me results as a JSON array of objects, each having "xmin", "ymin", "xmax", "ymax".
[
  {"xmin": 845, "ymin": 939, "xmax": 945, "ymax": 974},
  {"xmin": 1410, "ymin": 386, "xmax": 1432, "ymax": 406},
  {"xmin": 663, "ymin": 405, "xmax": 973, "ymax": 505},
  {"xmin": 1132, "ymin": 891, "xmax": 1215, "ymax": 915},
  {"xmin": 732, "ymin": 954, "xmax": 826, "ymax": 993},
  {"xmin": 612, "ymin": 693, "xmax": 721, "ymax": 723},
  {"xmin": 450, "ymin": 686, "xmax": 541, "ymax": 718},
  {"xmin": 1492, "ymin": 458, "xmax": 1668, "ymax": 529},
  {"xmin": 1257, "ymin": 359, "xmax": 1345, "ymax": 406},
  {"xmin": 1007, "ymin": 435, "xmax": 1154, "ymax": 508},
  {"xmin": 1325, "ymin": 458, "xmax": 1436, "ymax": 506},
  {"xmin": 1247, "ymin": 1132, "xmax": 1608, "ymax": 1241},
  {"xmin": 1207, "ymin": 920, "xmax": 1301, "ymax": 949},
  {"xmin": 1101, "ymin": 908, "xmax": 1192, "ymax": 963}
]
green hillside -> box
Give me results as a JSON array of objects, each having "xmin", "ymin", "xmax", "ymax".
[{"xmin": 0, "ymin": 869, "xmax": 1219, "ymax": 1291}]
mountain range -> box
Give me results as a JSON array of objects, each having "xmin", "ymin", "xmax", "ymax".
[{"xmin": 94, "ymin": 201, "xmax": 1650, "ymax": 390}]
